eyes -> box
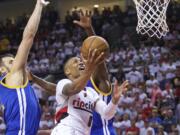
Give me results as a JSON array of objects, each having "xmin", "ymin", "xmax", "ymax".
[
  {"xmin": 73, "ymin": 59, "xmax": 78, "ymax": 64},
  {"xmin": 73, "ymin": 58, "xmax": 81, "ymax": 64}
]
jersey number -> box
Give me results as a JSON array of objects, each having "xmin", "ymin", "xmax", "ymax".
[{"xmin": 88, "ymin": 116, "xmax": 93, "ymax": 127}]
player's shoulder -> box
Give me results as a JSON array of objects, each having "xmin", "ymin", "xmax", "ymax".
[
  {"xmin": 57, "ymin": 79, "xmax": 72, "ymax": 85},
  {"xmin": 56, "ymin": 78, "xmax": 72, "ymax": 92}
]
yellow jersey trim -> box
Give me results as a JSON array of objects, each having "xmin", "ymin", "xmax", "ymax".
[
  {"xmin": 0, "ymin": 73, "xmax": 28, "ymax": 89},
  {"xmin": 90, "ymin": 77, "xmax": 112, "ymax": 96}
]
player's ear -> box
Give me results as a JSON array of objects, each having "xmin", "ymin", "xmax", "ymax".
[{"xmin": 65, "ymin": 68, "xmax": 70, "ymax": 76}]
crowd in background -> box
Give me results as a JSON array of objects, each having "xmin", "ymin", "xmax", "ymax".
[{"xmin": 0, "ymin": 1, "xmax": 180, "ymax": 135}]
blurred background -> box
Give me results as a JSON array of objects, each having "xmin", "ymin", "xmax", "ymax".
[{"xmin": 0, "ymin": 0, "xmax": 180, "ymax": 135}]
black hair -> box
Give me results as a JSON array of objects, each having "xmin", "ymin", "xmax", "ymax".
[
  {"xmin": 63, "ymin": 55, "xmax": 77, "ymax": 72},
  {"xmin": 63, "ymin": 55, "xmax": 78, "ymax": 77}
]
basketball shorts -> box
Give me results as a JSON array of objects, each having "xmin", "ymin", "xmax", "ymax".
[{"xmin": 51, "ymin": 124, "xmax": 88, "ymax": 135}]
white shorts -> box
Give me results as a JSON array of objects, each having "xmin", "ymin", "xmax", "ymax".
[{"xmin": 51, "ymin": 124, "xmax": 87, "ymax": 135}]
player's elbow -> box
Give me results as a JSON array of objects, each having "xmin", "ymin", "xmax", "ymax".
[{"xmin": 23, "ymin": 31, "xmax": 35, "ymax": 40}]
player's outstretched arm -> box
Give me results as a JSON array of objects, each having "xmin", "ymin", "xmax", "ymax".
[
  {"xmin": 95, "ymin": 80, "xmax": 129, "ymax": 120},
  {"xmin": 92, "ymin": 62, "xmax": 111, "ymax": 93},
  {"xmin": 10, "ymin": 0, "xmax": 48, "ymax": 75},
  {"xmin": 74, "ymin": 12, "xmax": 111, "ymax": 94},
  {"xmin": 62, "ymin": 49, "xmax": 105, "ymax": 96},
  {"xmin": 12, "ymin": 0, "xmax": 49, "ymax": 72},
  {"xmin": 6, "ymin": 0, "xmax": 49, "ymax": 86},
  {"xmin": 28, "ymin": 71, "xmax": 56, "ymax": 95}
]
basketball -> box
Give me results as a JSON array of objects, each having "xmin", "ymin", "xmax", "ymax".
[{"xmin": 81, "ymin": 36, "xmax": 110, "ymax": 59}]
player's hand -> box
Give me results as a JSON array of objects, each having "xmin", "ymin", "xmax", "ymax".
[
  {"xmin": 38, "ymin": 0, "xmax": 50, "ymax": 7},
  {"xmin": 84, "ymin": 48, "xmax": 105, "ymax": 73},
  {"xmin": 73, "ymin": 11, "xmax": 92, "ymax": 29},
  {"xmin": 112, "ymin": 80, "xmax": 129, "ymax": 105}
]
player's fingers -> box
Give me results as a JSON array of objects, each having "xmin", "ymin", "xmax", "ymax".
[
  {"xmin": 119, "ymin": 80, "xmax": 128, "ymax": 91},
  {"xmin": 122, "ymin": 80, "xmax": 129, "ymax": 87},
  {"xmin": 124, "ymin": 81, "xmax": 129, "ymax": 87},
  {"xmin": 91, "ymin": 49, "xmax": 97, "ymax": 60},
  {"xmin": 113, "ymin": 79, "xmax": 119, "ymax": 92},
  {"xmin": 122, "ymin": 81, "xmax": 129, "ymax": 92},
  {"xmin": 40, "ymin": 0, "xmax": 50, "ymax": 6},
  {"xmin": 94, "ymin": 52, "xmax": 105, "ymax": 64},
  {"xmin": 114, "ymin": 79, "xmax": 118, "ymax": 86},
  {"xmin": 80, "ymin": 10, "xmax": 84, "ymax": 17},
  {"xmin": 80, "ymin": 53, "xmax": 86, "ymax": 63},
  {"xmin": 122, "ymin": 88, "xmax": 128, "ymax": 92},
  {"xmin": 86, "ymin": 10, "xmax": 91, "ymax": 17},
  {"xmin": 87, "ymin": 47, "xmax": 94, "ymax": 62}
]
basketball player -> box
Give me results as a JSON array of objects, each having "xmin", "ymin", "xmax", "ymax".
[
  {"xmin": 30, "ymin": 13, "xmax": 116, "ymax": 135},
  {"xmin": 51, "ymin": 49, "xmax": 129, "ymax": 135},
  {"xmin": 0, "ymin": 0, "xmax": 49, "ymax": 135},
  {"xmin": 74, "ymin": 13, "xmax": 116, "ymax": 135}
]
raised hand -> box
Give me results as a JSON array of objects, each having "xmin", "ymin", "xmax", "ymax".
[
  {"xmin": 112, "ymin": 80, "xmax": 129, "ymax": 105},
  {"xmin": 73, "ymin": 11, "xmax": 92, "ymax": 29},
  {"xmin": 83, "ymin": 48, "xmax": 105, "ymax": 73}
]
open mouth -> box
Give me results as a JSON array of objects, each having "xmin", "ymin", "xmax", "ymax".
[
  {"xmin": 79, "ymin": 63, "xmax": 85, "ymax": 70},
  {"xmin": 79, "ymin": 59, "xmax": 85, "ymax": 70},
  {"xmin": 79, "ymin": 65, "xmax": 85, "ymax": 70}
]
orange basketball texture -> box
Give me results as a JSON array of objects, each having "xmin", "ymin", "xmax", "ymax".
[{"xmin": 81, "ymin": 36, "xmax": 110, "ymax": 59}]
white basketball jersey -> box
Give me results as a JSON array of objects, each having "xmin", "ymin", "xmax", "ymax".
[{"xmin": 56, "ymin": 79, "xmax": 99, "ymax": 134}]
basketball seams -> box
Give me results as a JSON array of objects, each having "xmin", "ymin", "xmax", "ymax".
[
  {"xmin": 81, "ymin": 36, "xmax": 109, "ymax": 59},
  {"xmin": 86, "ymin": 36, "xmax": 97, "ymax": 51},
  {"xmin": 96, "ymin": 42, "xmax": 109, "ymax": 51},
  {"xmin": 82, "ymin": 36, "xmax": 97, "ymax": 58}
]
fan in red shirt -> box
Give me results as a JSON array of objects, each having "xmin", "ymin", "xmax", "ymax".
[
  {"xmin": 126, "ymin": 119, "xmax": 140, "ymax": 135},
  {"xmin": 142, "ymin": 98, "xmax": 152, "ymax": 120}
]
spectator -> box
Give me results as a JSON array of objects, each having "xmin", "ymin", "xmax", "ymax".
[
  {"xmin": 151, "ymin": 81, "xmax": 162, "ymax": 106},
  {"xmin": 148, "ymin": 108, "xmax": 162, "ymax": 133},
  {"xmin": 113, "ymin": 113, "xmax": 131, "ymax": 134},
  {"xmin": 162, "ymin": 109, "xmax": 177, "ymax": 133},
  {"xmin": 126, "ymin": 67, "xmax": 143, "ymax": 85},
  {"xmin": 157, "ymin": 125, "xmax": 168, "ymax": 135},
  {"xmin": 135, "ymin": 114, "xmax": 144, "ymax": 129},
  {"xmin": 140, "ymin": 120, "xmax": 155, "ymax": 135},
  {"xmin": 126, "ymin": 118, "xmax": 140, "ymax": 135}
]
